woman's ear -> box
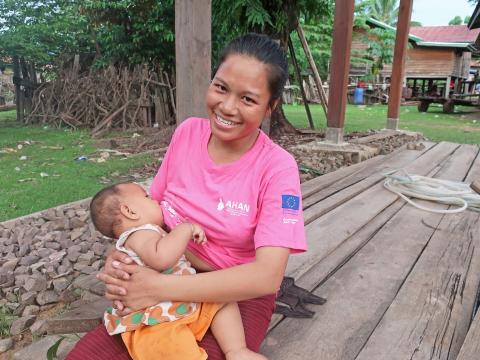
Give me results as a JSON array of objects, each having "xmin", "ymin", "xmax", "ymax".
[
  {"xmin": 120, "ymin": 204, "xmax": 140, "ymax": 220},
  {"xmin": 266, "ymin": 98, "xmax": 280, "ymax": 118}
]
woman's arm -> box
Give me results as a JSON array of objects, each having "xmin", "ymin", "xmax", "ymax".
[{"xmin": 98, "ymin": 246, "xmax": 289, "ymax": 311}]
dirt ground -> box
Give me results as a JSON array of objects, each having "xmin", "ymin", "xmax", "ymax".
[{"xmin": 95, "ymin": 126, "xmax": 423, "ymax": 184}]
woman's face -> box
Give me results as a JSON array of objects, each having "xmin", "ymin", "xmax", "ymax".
[{"xmin": 206, "ymin": 54, "xmax": 274, "ymax": 148}]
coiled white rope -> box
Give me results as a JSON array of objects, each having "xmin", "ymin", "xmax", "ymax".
[{"xmin": 383, "ymin": 169, "xmax": 480, "ymax": 214}]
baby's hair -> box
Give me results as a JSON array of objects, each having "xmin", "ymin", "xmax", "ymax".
[{"xmin": 90, "ymin": 183, "xmax": 125, "ymax": 238}]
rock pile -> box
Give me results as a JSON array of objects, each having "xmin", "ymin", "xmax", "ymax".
[
  {"xmin": 277, "ymin": 131, "xmax": 423, "ymax": 182},
  {"xmin": 0, "ymin": 200, "xmax": 111, "ymax": 336}
]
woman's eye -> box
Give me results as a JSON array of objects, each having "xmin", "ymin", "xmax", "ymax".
[
  {"xmin": 243, "ymin": 96, "xmax": 255, "ymax": 104},
  {"xmin": 214, "ymin": 83, "xmax": 226, "ymax": 91}
]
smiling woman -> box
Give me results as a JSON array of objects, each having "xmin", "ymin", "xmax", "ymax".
[{"xmin": 68, "ymin": 33, "xmax": 306, "ymax": 360}]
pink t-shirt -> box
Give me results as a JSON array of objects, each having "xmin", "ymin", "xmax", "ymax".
[{"xmin": 150, "ymin": 117, "xmax": 306, "ymax": 270}]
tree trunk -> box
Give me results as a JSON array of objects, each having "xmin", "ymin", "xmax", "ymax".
[{"xmin": 269, "ymin": 102, "xmax": 298, "ymax": 137}]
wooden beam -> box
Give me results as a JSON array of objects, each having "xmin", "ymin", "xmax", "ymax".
[
  {"xmin": 288, "ymin": 36, "xmax": 315, "ymax": 130},
  {"xmin": 175, "ymin": 0, "xmax": 211, "ymax": 125},
  {"xmin": 325, "ymin": 0, "xmax": 355, "ymax": 143},
  {"xmin": 386, "ymin": 0, "xmax": 413, "ymax": 130},
  {"xmin": 296, "ymin": 24, "xmax": 328, "ymax": 117}
]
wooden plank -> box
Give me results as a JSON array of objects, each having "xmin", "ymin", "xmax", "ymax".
[
  {"xmin": 302, "ymin": 141, "xmax": 435, "ymax": 202},
  {"xmin": 457, "ymin": 310, "xmax": 480, "ymax": 360},
  {"xmin": 303, "ymin": 143, "xmax": 435, "ymax": 223},
  {"xmin": 286, "ymin": 142, "xmax": 458, "ymax": 282},
  {"xmin": 263, "ymin": 143, "xmax": 471, "ymax": 360},
  {"xmin": 355, "ymin": 145, "xmax": 480, "ymax": 360},
  {"xmin": 269, "ymin": 200, "xmax": 407, "ymax": 331},
  {"xmin": 301, "ymin": 155, "xmax": 385, "ymax": 199},
  {"xmin": 174, "ymin": 0, "xmax": 211, "ymax": 124}
]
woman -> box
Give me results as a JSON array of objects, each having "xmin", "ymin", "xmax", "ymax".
[{"xmin": 67, "ymin": 33, "xmax": 306, "ymax": 360}]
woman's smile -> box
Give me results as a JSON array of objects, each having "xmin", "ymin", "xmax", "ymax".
[{"xmin": 214, "ymin": 113, "xmax": 241, "ymax": 128}]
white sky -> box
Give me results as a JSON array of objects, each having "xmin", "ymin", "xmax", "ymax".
[{"xmin": 412, "ymin": 0, "xmax": 476, "ymax": 26}]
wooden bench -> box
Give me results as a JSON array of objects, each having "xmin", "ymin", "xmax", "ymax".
[{"xmin": 263, "ymin": 142, "xmax": 480, "ymax": 360}]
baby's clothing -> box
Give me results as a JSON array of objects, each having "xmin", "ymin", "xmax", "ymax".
[
  {"xmin": 103, "ymin": 224, "xmax": 220, "ymax": 360},
  {"xmin": 104, "ymin": 224, "xmax": 198, "ymax": 335},
  {"xmin": 121, "ymin": 302, "xmax": 220, "ymax": 360}
]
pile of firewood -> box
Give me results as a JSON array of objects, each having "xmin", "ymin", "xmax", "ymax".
[{"xmin": 27, "ymin": 65, "xmax": 175, "ymax": 136}]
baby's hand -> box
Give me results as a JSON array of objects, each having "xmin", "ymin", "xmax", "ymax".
[{"xmin": 191, "ymin": 223, "xmax": 207, "ymax": 245}]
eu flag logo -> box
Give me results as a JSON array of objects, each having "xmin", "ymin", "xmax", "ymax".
[{"xmin": 281, "ymin": 195, "xmax": 300, "ymax": 210}]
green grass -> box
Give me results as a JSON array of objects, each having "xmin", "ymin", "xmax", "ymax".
[
  {"xmin": 0, "ymin": 305, "xmax": 17, "ymax": 338},
  {"xmin": 284, "ymin": 104, "xmax": 480, "ymax": 145},
  {"xmin": 0, "ymin": 110, "xmax": 157, "ymax": 221}
]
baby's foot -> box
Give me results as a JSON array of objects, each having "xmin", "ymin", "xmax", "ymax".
[{"xmin": 225, "ymin": 347, "xmax": 268, "ymax": 360}]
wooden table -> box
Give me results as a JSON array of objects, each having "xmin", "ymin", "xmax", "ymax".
[{"xmin": 263, "ymin": 141, "xmax": 480, "ymax": 360}]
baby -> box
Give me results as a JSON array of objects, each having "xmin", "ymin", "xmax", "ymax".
[{"xmin": 90, "ymin": 182, "xmax": 267, "ymax": 360}]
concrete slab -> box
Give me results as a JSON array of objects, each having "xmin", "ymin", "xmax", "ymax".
[{"xmin": 12, "ymin": 334, "xmax": 83, "ymax": 360}]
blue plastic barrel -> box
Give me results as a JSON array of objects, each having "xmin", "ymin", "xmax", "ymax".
[{"xmin": 353, "ymin": 87, "xmax": 364, "ymax": 105}]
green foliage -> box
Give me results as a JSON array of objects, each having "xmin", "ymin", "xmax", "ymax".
[
  {"xmin": 358, "ymin": 0, "xmax": 399, "ymax": 26},
  {"xmin": 289, "ymin": 15, "xmax": 334, "ymax": 79},
  {"xmin": 449, "ymin": 16, "xmax": 463, "ymax": 25},
  {"xmin": 47, "ymin": 336, "xmax": 66, "ymax": 360},
  {"xmin": 464, "ymin": 16, "xmax": 472, "ymax": 25},
  {"xmin": 211, "ymin": 0, "xmax": 333, "ymax": 67},
  {"xmin": 81, "ymin": 0, "xmax": 175, "ymax": 68},
  {"xmin": 410, "ymin": 20, "xmax": 422, "ymax": 27},
  {"xmin": 0, "ymin": 0, "xmax": 175, "ymax": 71},
  {"xmin": 351, "ymin": 14, "xmax": 396, "ymax": 79},
  {"xmin": 0, "ymin": 0, "xmax": 93, "ymax": 67},
  {"xmin": 1, "ymin": 0, "xmax": 334, "ymax": 75}
]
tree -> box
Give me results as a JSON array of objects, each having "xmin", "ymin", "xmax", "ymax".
[
  {"xmin": 80, "ymin": 0, "xmax": 175, "ymax": 69},
  {"xmin": 358, "ymin": 0, "xmax": 399, "ymax": 26},
  {"xmin": 410, "ymin": 20, "xmax": 422, "ymax": 27},
  {"xmin": 0, "ymin": 0, "xmax": 93, "ymax": 69},
  {"xmin": 464, "ymin": 16, "xmax": 471, "ymax": 24},
  {"xmin": 449, "ymin": 16, "xmax": 463, "ymax": 25}
]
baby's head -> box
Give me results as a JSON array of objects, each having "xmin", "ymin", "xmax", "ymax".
[{"xmin": 90, "ymin": 182, "xmax": 164, "ymax": 238}]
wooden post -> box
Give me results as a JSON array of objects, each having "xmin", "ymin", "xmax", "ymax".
[
  {"xmin": 387, "ymin": 0, "xmax": 413, "ymax": 130},
  {"xmin": 12, "ymin": 56, "xmax": 23, "ymax": 123},
  {"xmin": 175, "ymin": 0, "xmax": 211, "ymax": 125},
  {"xmin": 325, "ymin": 0, "xmax": 355, "ymax": 143},
  {"xmin": 445, "ymin": 76, "xmax": 451, "ymax": 98},
  {"xmin": 288, "ymin": 36, "xmax": 315, "ymax": 130},
  {"xmin": 296, "ymin": 24, "xmax": 328, "ymax": 117}
]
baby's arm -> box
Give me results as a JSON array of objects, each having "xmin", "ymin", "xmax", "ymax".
[{"xmin": 125, "ymin": 223, "xmax": 204, "ymax": 271}]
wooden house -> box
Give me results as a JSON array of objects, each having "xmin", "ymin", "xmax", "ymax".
[{"xmin": 352, "ymin": 18, "xmax": 480, "ymax": 98}]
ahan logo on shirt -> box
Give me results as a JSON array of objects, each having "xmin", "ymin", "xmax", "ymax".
[{"xmin": 217, "ymin": 198, "xmax": 250, "ymax": 217}]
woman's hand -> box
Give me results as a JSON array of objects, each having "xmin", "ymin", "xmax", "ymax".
[
  {"xmin": 97, "ymin": 249, "xmax": 134, "ymax": 313},
  {"xmin": 98, "ymin": 254, "xmax": 166, "ymax": 314}
]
